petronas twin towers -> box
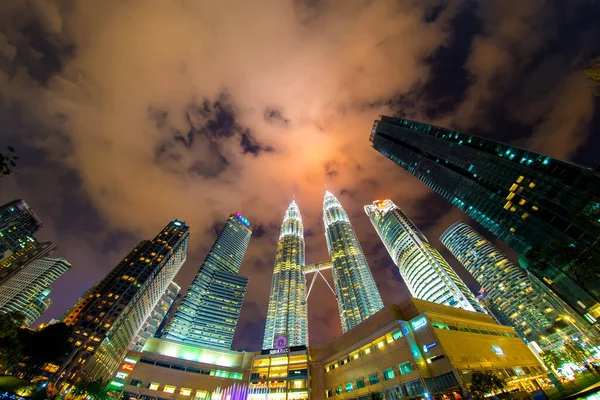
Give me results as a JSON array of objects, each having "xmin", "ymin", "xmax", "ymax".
[{"xmin": 263, "ymin": 191, "xmax": 383, "ymax": 349}]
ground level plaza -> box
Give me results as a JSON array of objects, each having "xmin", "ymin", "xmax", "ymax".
[{"xmin": 115, "ymin": 298, "xmax": 547, "ymax": 400}]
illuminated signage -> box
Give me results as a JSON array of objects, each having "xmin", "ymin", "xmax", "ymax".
[
  {"xmin": 235, "ymin": 212, "xmax": 250, "ymax": 227},
  {"xmin": 110, "ymin": 381, "xmax": 124, "ymax": 388},
  {"xmin": 116, "ymin": 372, "xmax": 128, "ymax": 379},
  {"xmin": 422, "ymin": 342, "xmax": 437, "ymax": 353},
  {"xmin": 173, "ymin": 221, "xmax": 182, "ymax": 226},
  {"xmin": 270, "ymin": 348, "xmax": 290, "ymax": 355},
  {"xmin": 121, "ymin": 364, "xmax": 134, "ymax": 371},
  {"xmin": 411, "ymin": 317, "xmax": 427, "ymax": 330},
  {"xmin": 124, "ymin": 357, "xmax": 137, "ymax": 364},
  {"xmin": 492, "ymin": 345, "xmax": 504, "ymax": 355}
]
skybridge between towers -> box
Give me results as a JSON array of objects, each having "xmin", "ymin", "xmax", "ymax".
[{"xmin": 303, "ymin": 261, "xmax": 336, "ymax": 301}]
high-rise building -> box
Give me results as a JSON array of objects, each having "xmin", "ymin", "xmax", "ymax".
[
  {"xmin": 58, "ymin": 220, "xmax": 189, "ymax": 383},
  {"xmin": 440, "ymin": 222, "xmax": 559, "ymax": 339},
  {"xmin": 0, "ymin": 241, "xmax": 57, "ymax": 283},
  {"xmin": 365, "ymin": 200, "xmax": 485, "ymax": 314},
  {"xmin": 0, "ymin": 199, "xmax": 43, "ymax": 259},
  {"xmin": 0, "ymin": 257, "xmax": 70, "ymax": 326},
  {"xmin": 370, "ymin": 116, "xmax": 600, "ymax": 323},
  {"xmin": 263, "ymin": 201, "xmax": 309, "ymax": 350},
  {"xmin": 130, "ymin": 281, "xmax": 180, "ymax": 352},
  {"xmin": 164, "ymin": 214, "xmax": 252, "ymax": 350},
  {"xmin": 323, "ymin": 191, "xmax": 384, "ymax": 333}
]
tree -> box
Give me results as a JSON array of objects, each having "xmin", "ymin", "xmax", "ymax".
[
  {"xmin": 369, "ymin": 392, "xmax": 384, "ymax": 400},
  {"xmin": 541, "ymin": 350, "xmax": 567, "ymax": 372},
  {"xmin": 0, "ymin": 146, "xmax": 18, "ymax": 177},
  {"xmin": 72, "ymin": 378, "xmax": 114, "ymax": 400},
  {"xmin": 0, "ymin": 312, "xmax": 26, "ymax": 373},
  {"xmin": 469, "ymin": 371, "xmax": 504, "ymax": 400},
  {"xmin": 18, "ymin": 322, "xmax": 73, "ymax": 379}
]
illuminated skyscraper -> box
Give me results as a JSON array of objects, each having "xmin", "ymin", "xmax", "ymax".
[
  {"xmin": 440, "ymin": 222, "xmax": 558, "ymax": 339},
  {"xmin": 0, "ymin": 199, "xmax": 43, "ymax": 259},
  {"xmin": 365, "ymin": 200, "xmax": 485, "ymax": 314},
  {"xmin": 165, "ymin": 213, "xmax": 252, "ymax": 350},
  {"xmin": 370, "ymin": 116, "xmax": 600, "ymax": 323},
  {"xmin": 323, "ymin": 191, "xmax": 383, "ymax": 332},
  {"xmin": 263, "ymin": 201, "xmax": 308, "ymax": 350},
  {"xmin": 59, "ymin": 220, "xmax": 189, "ymax": 383},
  {"xmin": 0, "ymin": 257, "xmax": 70, "ymax": 326}
]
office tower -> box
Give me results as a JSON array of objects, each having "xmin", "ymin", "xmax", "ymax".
[
  {"xmin": 365, "ymin": 200, "xmax": 485, "ymax": 314},
  {"xmin": 165, "ymin": 214, "xmax": 252, "ymax": 350},
  {"xmin": 370, "ymin": 116, "xmax": 600, "ymax": 323},
  {"xmin": 155, "ymin": 292, "xmax": 182, "ymax": 338},
  {"xmin": 440, "ymin": 222, "xmax": 559, "ymax": 339},
  {"xmin": 0, "ymin": 199, "xmax": 43, "ymax": 258},
  {"xmin": 0, "ymin": 241, "xmax": 57, "ymax": 283},
  {"xmin": 58, "ymin": 220, "xmax": 189, "ymax": 383},
  {"xmin": 0, "ymin": 257, "xmax": 70, "ymax": 326},
  {"xmin": 323, "ymin": 191, "xmax": 384, "ymax": 333},
  {"xmin": 130, "ymin": 281, "xmax": 180, "ymax": 352},
  {"xmin": 263, "ymin": 201, "xmax": 309, "ymax": 350}
]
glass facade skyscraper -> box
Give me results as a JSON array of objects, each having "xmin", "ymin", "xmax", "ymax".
[
  {"xmin": 370, "ymin": 115, "xmax": 600, "ymax": 323},
  {"xmin": 263, "ymin": 201, "xmax": 309, "ymax": 350},
  {"xmin": 165, "ymin": 213, "xmax": 252, "ymax": 350},
  {"xmin": 440, "ymin": 222, "xmax": 559, "ymax": 339},
  {"xmin": 365, "ymin": 200, "xmax": 485, "ymax": 314},
  {"xmin": 0, "ymin": 257, "xmax": 70, "ymax": 326},
  {"xmin": 59, "ymin": 220, "xmax": 189, "ymax": 383},
  {"xmin": 323, "ymin": 191, "xmax": 384, "ymax": 333},
  {"xmin": 0, "ymin": 199, "xmax": 43, "ymax": 258}
]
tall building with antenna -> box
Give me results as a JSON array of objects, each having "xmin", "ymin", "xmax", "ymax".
[
  {"xmin": 323, "ymin": 191, "xmax": 384, "ymax": 332},
  {"xmin": 263, "ymin": 201, "xmax": 309, "ymax": 349},
  {"xmin": 365, "ymin": 199, "xmax": 485, "ymax": 314}
]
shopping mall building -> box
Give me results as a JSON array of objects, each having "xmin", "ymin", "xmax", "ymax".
[{"xmin": 114, "ymin": 298, "xmax": 547, "ymax": 400}]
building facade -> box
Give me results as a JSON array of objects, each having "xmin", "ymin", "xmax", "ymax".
[
  {"xmin": 370, "ymin": 116, "xmax": 600, "ymax": 323},
  {"xmin": 263, "ymin": 201, "xmax": 309, "ymax": 350},
  {"xmin": 130, "ymin": 281, "xmax": 181, "ymax": 352},
  {"xmin": 440, "ymin": 222, "xmax": 565, "ymax": 340},
  {"xmin": 0, "ymin": 199, "xmax": 43, "ymax": 257},
  {"xmin": 365, "ymin": 200, "xmax": 485, "ymax": 314},
  {"xmin": 112, "ymin": 299, "xmax": 545, "ymax": 400},
  {"xmin": 0, "ymin": 257, "xmax": 70, "ymax": 326},
  {"xmin": 323, "ymin": 191, "xmax": 384, "ymax": 333},
  {"xmin": 0, "ymin": 241, "xmax": 57, "ymax": 283},
  {"xmin": 58, "ymin": 220, "xmax": 190, "ymax": 383},
  {"xmin": 165, "ymin": 214, "xmax": 252, "ymax": 350}
]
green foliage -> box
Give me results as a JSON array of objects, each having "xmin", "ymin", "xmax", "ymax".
[
  {"xmin": 541, "ymin": 350, "xmax": 567, "ymax": 371},
  {"xmin": 0, "ymin": 146, "xmax": 18, "ymax": 177},
  {"xmin": 469, "ymin": 371, "xmax": 504, "ymax": 400},
  {"xmin": 72, "ymin": 378, "xmax": 114, "ymax": 400},
  {"xmin": 369, "ymin": 393, "xmax": 384, "ymax": 400}
]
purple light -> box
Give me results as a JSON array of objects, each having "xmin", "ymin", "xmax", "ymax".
[{"xmin": 275, "ymin": 335, "xmax": 287, "ymax": 350}]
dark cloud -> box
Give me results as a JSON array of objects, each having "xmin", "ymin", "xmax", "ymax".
[{"xmin": 263, "ymin": 108, "xmax": 290, "ymax": 126}]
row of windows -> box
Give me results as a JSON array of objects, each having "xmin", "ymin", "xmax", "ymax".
[
  {"xmin": 136, "ymin": 357, "xmax": 243, "ymax": 379},
  {"xmin": 431, "ymin": 321, "xmax": 518, "ymax": 337},
  {"xmin": 325, "ymin": 363, "xmax": 414, "ymax": 397},
  {"xmin": 325, "ymin": 329, "xmax": 403, "ymax": 372}
]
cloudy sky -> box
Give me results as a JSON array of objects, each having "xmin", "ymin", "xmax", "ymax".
[{"xmin": 0, "ymin": 0, "xmax": 599, "ymax": 350}]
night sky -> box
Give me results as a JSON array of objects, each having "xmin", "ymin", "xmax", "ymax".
[{"xmin": 0, "ymin": 0, "xmax": 599, "ymax": 351}]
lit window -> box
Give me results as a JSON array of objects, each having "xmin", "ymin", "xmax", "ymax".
[
  {"xmin": 116, "ymin": 372, "xmax": 127, "ymax": 379},
  {"xmin": 519, "ymin": 199, "xmax": 526, "ymax": 205},
  {"xmin": 503, "ymin": 201, "xmax": 512, "ymax": 210},
  {"xmin": 195, "ymin": 391, "xmax": 208, "ymax": 399},
  {"xmin": 510, "ymin": 184, "xmax": 518, "ymax": 192},
  {"xmin": 529, "ymin": 182, "xmax": 536, "ymax": 188},
  {"xmin": 516, "ymin": 176, "xmax": 524, "ymax": 183},
  {"xmin": 369, "ymin": 374, "xmax": 379, "ymax": 385},
  {"xmin": 164, "ymin": 385, "xmax": 176, "ymax": 394},
  {"xmin": 510, "ymin": 206, "xmax": 517, "ymax": 212},
  {"xmin": 377, "ymin": 341, "xmax": 384, "ymax": 348},
  {"xmin": 345, "ymin": 382, "xmax": 354, "ymax": 392},
  {"xmin": 399, "ymin": 362, "xmax": 413, "ymax": 375},
  {"xmin": 506, "ymin": 192, "xmax": 515, "ymax": 200},
  {"xmin": 532, "ymin": 205, "xmax": 539, "ymax": 211},
  {"xmin": 383, "ymin": 368, "xmax": 395, "ymax": 380},
  {"xmin": 522, "ymin": 213, "xmax": 529, "ymax": 219},
  {"xmin": 336, "ymin": 387, "xmax": 343, "ymax": 395},
  {"xmin": 356, "ymin": 379, "xmax": 365, "ymax": 389},
  {"xmin": 510, "ymin": 227, "xmax": 516, "ymax": 233},
  {"xmin": 180, "ymin": 388, "xmax": 192, "ymax": 396},
  {"xmin": 148, "ymin": 382, "xmax": 159, "ymax": 391}
]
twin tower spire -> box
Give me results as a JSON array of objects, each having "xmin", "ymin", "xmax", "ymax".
[{"xmin": 262, "ymin": 191, "xmax": 384, "ymax": 350}]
